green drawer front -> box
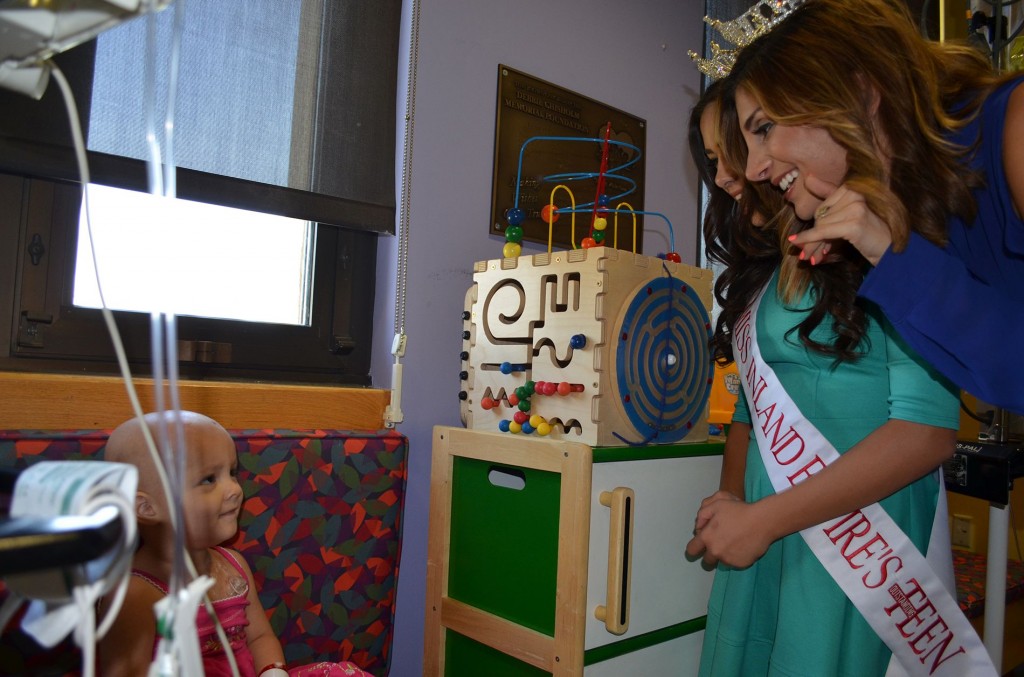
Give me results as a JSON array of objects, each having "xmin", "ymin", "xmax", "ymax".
[{"xmin": 448, "ymin": 456, "xmax": 561, "ymax": 635}]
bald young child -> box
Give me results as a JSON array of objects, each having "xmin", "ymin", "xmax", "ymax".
[{"xmin": 99, "ymin": 411, "xmax": 286, "ymax": 677}]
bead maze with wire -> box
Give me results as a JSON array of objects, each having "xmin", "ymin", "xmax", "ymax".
[
  {"xmin": 461, "ymin": 126, "xmax": 713, "ymax": 446},
  {"xmin": 499, "ymin": 122, "xmax": 681, "ymax": 263}
]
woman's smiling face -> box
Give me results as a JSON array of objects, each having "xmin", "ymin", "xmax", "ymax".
[{"xmin": 735, "ymin": 86, "xmax": 848, "ymax": 220}]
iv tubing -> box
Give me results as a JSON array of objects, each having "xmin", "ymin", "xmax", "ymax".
[
  {"xmin": 142, "ymin": 3, "xmax": 239, "ymax": 673},
  {"xmin": 49, "ymin": 61, "xmax": 169, "ymax": 669}
]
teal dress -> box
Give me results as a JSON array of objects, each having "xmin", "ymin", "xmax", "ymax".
[{"xmin": 698, "ymin": 273, "xmax": 960, "ymax": 677}]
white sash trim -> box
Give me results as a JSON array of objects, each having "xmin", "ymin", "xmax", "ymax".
[{"xmin": 733, "ymin": 283, "xmax": 994, "ymax": 677}]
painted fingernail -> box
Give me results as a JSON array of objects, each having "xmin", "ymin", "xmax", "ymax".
[
  {"xmin": 799, "ymin": 250, "xmax": 805, "ymax": 261},
  {"xmin": 810, "ymin": 256, "xmax": 816, "ymax": 266},
  {"xmin": 787, "ymin": 234, "xmax": 797, "ymax": 242}
]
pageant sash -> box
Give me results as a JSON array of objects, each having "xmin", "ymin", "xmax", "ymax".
[{"xmin": 733, "ymin": 284, "xmax": 995, "ymax": 677}]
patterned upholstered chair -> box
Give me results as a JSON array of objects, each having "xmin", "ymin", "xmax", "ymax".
[{"xmin": 0, "ymin": 428, "xmax": 408, "ymax": 677}]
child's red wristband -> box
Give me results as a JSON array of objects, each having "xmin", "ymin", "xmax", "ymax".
[{"xmin": 259, "ymin": 663, "xmax": 287, "ymax": 676}]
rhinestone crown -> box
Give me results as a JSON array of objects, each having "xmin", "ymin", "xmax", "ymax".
[{"xmin": 689, "ymin": 0, "xmax": 806, "ymax": 80}]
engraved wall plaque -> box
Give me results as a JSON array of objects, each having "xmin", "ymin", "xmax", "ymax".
[{"xmin": 490, "ymin": 65, "xmax": 647, "ymax": 250}]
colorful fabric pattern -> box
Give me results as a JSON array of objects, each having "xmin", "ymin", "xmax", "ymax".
[
  {"xmin": 0, "ymin": 428, "xmax": 408, "ymax": 677},
  {"xmin": 952, "ymin": 550, "xmax": 1024, "ymax": 619}
]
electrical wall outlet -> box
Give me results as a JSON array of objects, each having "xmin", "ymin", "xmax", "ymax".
[{"xmin": 951, "ymin": 514, "xmax": 974, "ymax": 551}]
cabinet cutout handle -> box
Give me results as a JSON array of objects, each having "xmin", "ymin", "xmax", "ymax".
[
  {"xmin": 594, "ymin": 486, "xmax": 634, "ymax": 635},
  {"xmin": 487, "ymin": 466, "xmax": 526, "ymax": 490}
]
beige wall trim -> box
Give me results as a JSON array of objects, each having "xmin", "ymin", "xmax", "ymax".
[{"xmin": 0, "ymin": 372, "xmax": 389, "ymax": 430}]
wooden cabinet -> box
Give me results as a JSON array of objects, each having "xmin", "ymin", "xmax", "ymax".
[{"xmin": 424, "ymin": 425, "xmax": 722, "ymax": 675}]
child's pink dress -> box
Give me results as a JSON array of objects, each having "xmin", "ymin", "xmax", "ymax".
[{"xmin": 133, "ymin": 546, "xmax": 372, "ymax": 677}]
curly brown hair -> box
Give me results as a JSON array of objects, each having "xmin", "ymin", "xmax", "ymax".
[{"xmin": 689, "ymin": 82, "xmax": 787, "ymax": 365}]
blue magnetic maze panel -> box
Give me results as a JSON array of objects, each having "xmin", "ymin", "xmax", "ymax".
[{"xmin": 615, "ymin": 275, "xmax": 712, "ymax": 443}]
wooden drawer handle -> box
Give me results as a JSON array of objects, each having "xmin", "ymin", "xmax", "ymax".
[{"xmin": 594, "ymin": 486, "xmax": 634, "ymax": 635}]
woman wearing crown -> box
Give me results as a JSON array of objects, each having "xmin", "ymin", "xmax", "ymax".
[
  {"xmin": 742, "ymin": 0, "xmax": 1024, "ymax": 415},
  {"xmin": 685, "ymin": 0, "xmax": 1011, "ymax": 674}
]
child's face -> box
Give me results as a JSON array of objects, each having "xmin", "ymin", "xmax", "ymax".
[{"xmin": 183, "ymin": 424, "xmax": 244, "ymax": 549}]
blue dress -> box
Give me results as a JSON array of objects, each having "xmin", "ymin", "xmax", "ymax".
[
  {"xmin": 698, "ymin": 272, "xmax": 960, "ymax": 676},
  {"xmin": 859, "ymin": 76, "xmax": 1024, "ymax": 413}
]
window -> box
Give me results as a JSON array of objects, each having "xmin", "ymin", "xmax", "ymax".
[
  {"xmin": 0, "ymin": 1, "xmax": 401, "ymax": 385},
  {"xmin": 74, "ymin": 185, "xmax": 315, "ymax": 326}
]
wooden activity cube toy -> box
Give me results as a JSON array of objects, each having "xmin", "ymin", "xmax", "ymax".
[{"xmin": 460, "ymin": 246, "xmax": 714, "ymax": 447}]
